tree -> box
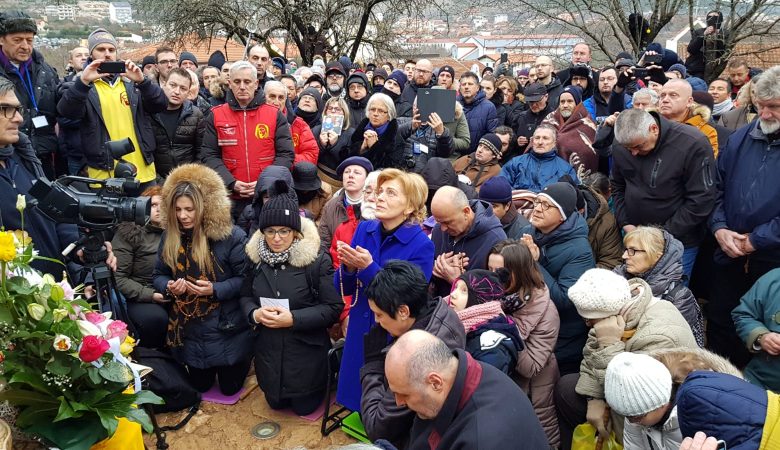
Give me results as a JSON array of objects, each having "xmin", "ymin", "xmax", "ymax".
[
  {"xmin": 511, "ymin": 0, "xmax": 780, "ymax": 81},
  {"xmin": 133, "ymin": 0, "xmax": 420, "ymax": 64}
]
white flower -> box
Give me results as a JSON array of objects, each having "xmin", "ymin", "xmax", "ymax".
[
  {"xmin": 53, "ymin": 335, "xmax": 72, "ymax": 351},
  {"xmin": 77, "ymin": 320, "xmax": 102, "ymax": 337},
  {"xmin": 27, "ymin": 303, "xmax": 46, "ymax": 321},
  {"xmin": 16, "ymin": 194, "xmax": 25, "ymax": 212}
]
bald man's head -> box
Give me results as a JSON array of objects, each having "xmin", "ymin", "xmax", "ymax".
[
  {"xmin": 414, "ymin": 59, "xmax": 433, "ymax": 86},
  {"xmin": 431, "ymin": 186, "xmax": 474, "ymax": 238},
  {"xmin": 386, "ymin": 330, "xmax": 457, "ymax": 420},
  {"xmin": 534, "ymin": 55, "xmax": 554, "ymax": 81},
  {"xmin": 659, "ymin": 78, "xmax": 693, "ymax": 122}
]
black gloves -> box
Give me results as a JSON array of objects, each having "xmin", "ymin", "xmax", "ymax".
[
  {"xmin": 363, "ymin": 324, "xmax": 390, "ymax": 365},
  {"xmin": 617, "ymin": 70, "xmax": 633, "ymax": 89},
  {"xmin": 647, "ymin": 67, "xmax": 668, "ymax": 86}
]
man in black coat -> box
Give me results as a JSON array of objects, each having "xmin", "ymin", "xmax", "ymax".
[
  {"xmin": 386, "ymin": 330, "xmax": 548, "ymax": 450},
  {"xmin": 151, "ymin": 67, "xmax": 204, "ymax": 178},
  {"xmin": 611, "ymin": 108, "xmax": 716, "ymax": 279},
  {"xmin": 0, "ymin": 11, "xmax": 62, "ymax": 179},
  {"xmin": 513, "ymin": 82, "xmax": 553, "ymax": 153}
]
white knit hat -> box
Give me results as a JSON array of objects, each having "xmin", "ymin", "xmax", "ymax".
[
  {"xmin": 605, "ymin": 352, "xmax": 672, "ymax": 417},
  {"xmin": 568, "ymin": 268, "xmax": 631, "ymax": 319}
]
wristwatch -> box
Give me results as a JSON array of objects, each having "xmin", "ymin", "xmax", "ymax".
[{"xmin": 754, "ymin": 332, "xmax": 769, "ymax": 351}]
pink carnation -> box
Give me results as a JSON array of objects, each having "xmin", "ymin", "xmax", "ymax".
[
  {"xmin": 84, "ymin": 312, "xmax": 107, "ymax": 325},
  {"xmin": 106, "ymin": 320, "xmax": 129, "ymax": 341}
]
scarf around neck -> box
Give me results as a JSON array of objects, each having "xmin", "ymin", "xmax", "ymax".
[
  {"xmin": 365, "ymin": 120, "xmax": 390, "ymax": 136},
  {"xmin": 258, "ymin": 236, "xmax": 298, "ymax": 266},
  {"xmin": 712, "ymin": 98, "xmax": 734, "ymax": 117}
]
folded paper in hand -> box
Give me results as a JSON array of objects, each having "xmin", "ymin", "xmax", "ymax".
[{"xmin": 260, "ymin": 297, "xmax": 290, "ymax": 310}]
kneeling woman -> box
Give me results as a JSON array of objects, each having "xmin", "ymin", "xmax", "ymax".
[
  {"xmin": 153, "ymin": 164, "xmax": 252, "ymax": 395},
  {"xmin": 240, "ymin": 181, "xmax": 342, "ymax": 415}
]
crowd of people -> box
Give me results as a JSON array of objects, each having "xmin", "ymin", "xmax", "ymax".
[{"xmin": 1, "ymin": 9, "xmax": 780, "ymax": 450}]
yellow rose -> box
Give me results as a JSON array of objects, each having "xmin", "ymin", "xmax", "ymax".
[
  {"xmin": 0, "ymin": 231, "xmax": 15, "ymax": 262},
  {"xmin": 120, "ymin": 335, "xmax": 136, "ymax": 356}
]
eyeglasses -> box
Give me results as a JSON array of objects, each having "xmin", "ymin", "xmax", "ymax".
[
  {"xmin": 368, "ymin": 107, "xmax": 388, "ymax": 115},
  {"xmin": 532, "ymin": 200, "xmax": 554, "ymax": 211},
  {"xmin": 262, "ymin": 228, "xmax": 293, "ymax": 238},
  {"xmin": 624, "ymin": 247, "xmax": 647, "ymax": 256},
  {"xmin": 327, "ymin": 74, "xmax": 344, "ymax": 80},
  {"xmin": 414, "ymin": 68, "xmax": 432, "ymax": 74},
  {"xmin": 157, "ymin": 59, "xmax": 178, "ymax": 66},
  {"xmin": 0, "ymin": 104, "xmax": 24, "ymax": 119},
  {"xmin": 326, "ymin": 106, "xmax": 343, "ymax": 113}
]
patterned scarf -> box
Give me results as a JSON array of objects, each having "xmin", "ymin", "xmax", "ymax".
[
  {"xmin": 258, "ymin": 237, "xmax": 298, "ymax": 266},
  {"xmin": 166, "ymin": 230, "xmax": 218, "ymax": 347},
  {"xmin": 501, "ymin": 291, "xmax": 531, "ymax": 315}
]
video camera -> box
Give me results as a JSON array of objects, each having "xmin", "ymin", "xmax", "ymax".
[{"xmin": 29, "ymin": 138, "xmax": 151, "ymax": 230}]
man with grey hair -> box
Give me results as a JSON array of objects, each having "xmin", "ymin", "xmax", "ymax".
[
  {"xmin": 631, "ymin": 87, "xmax": 659, "ymax": 110},
  {"xmin": 611, "ymin": 107, "xmax": 715, "ymax": 280},
  {"xmin": 707, "ymin": 65, "xmax": 780, "ymax": 369},
  {"xmin": 200, "ymin": 60, "xmax": 294, "ymax": 218},
  {"xmin": 385, "ymin": 330, "xmax": 547, "ymax": 449}
]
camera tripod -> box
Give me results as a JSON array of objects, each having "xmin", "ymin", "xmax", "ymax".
[{"xmin": 78, "ymin": 229, "xmax": 137, "ymax": 336}]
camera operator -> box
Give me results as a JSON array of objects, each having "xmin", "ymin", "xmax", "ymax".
[
  {"xmin": 0, "ymin": 78, "xmax": 116, "ymax": 281},
  {"xmin": 685, "ymin": 11, "xmax": 727, "ymax": 80}
]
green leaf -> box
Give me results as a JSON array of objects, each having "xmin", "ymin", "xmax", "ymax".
[
  {"xmin": 125, "ymin": 407, "xmax": 154, "ymax": 433},
  {"xmin": 8, "ymin": 372, "xmax": 51, "ymax": 395},
  {"xmin": 15, "ymin": 402, "xmax": 59, "ymax": 428},
  {"xmin": 30, "ymin": 255, "xmax": 65, "ymax": 266},
  {"xmin": 46, "ymin": 353, "xmax": 74, "ymax": 377},
  {"xmin": 0, "ymin": 388, "xmax": 58, "ymax": 407},
  {"xmin": 53, "ymin": 396, "xmax": 79, "ymax": 422},
  {"xmin": 7, "ymin": 277, "xmax": 34, "ymax": 294},
  {"xmin": 133, "ymin": 390, "xmax": 164, "ymax": 405},
  {"xmin": 96, "ymin": 412, "xmax": 119, "ymax": 437},
  {"xmin": 0, "ymin": 303, "xmax": 12, "ymax": 322},
  {"xmin": 87, "ymin": 367, "xmax": 102, "ymax": 385},
  {"xmin": 98, "ymin": 361, "xmax": 133, "ymax": 384}
]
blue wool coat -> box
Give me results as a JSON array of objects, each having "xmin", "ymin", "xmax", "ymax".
[
  {"xmin": 459, "ymin": 90, "xmax": 498, "ymax": 153},
  {"xmin": 334, "ymin": 220, "xmax": 434, "ymax": 411}
]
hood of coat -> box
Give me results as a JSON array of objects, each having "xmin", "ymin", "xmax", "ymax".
[
  {"xmin": 534, "ymin": 211, "xmax": 589, "ymax": 248},
  {"xmin": 622, "ymin": 278, "xmax": 656, "ymax": 329},
  {"xmin": 116, "ymin": 222, "xmax": 162, "ymax": 247},
  {"xmin": 245, "ymin": 216, "xmax": 320, "ymax": 267},
  {"xmin": 461, "ymin": 89, "xmax": 487, "ymax": 110},
  {"xmin": 579, "ymin": 185, "xmax": 602, "ymax": 221},
  {"xmin": 209, "ymin": 80, "xmax": 228, "ymax": 100},
  {"xmin": 161, "ymin": 163, "xmax": 233, "ymax": 241},
  {"xmin": 421, "ymin": 157, "xmax": 459, "ymax": 190},
  {"xmin": 463, "ymin": 199, "xmax": 503, "ymax": 240},
  {"xmin": 615, "ymin": 230, "xmax": 684, "ymax": 296},
  {"xmin": 649, "ymin": 347, "xmax": 743, "ymax": 383},
  {"xmin": 686, "ymin": 104, "xmax": 712, "ymax": 125}
]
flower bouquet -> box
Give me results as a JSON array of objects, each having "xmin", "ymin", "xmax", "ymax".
[{"xmin": 0, "ymin": 196, "xmax": 161, "ymax": 450}]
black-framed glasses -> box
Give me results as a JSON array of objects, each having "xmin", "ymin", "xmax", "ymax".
[
  {"xmin": 625, "ymin": 247, "xmax": 647, "ymax": 256},
  {"xmin": 157, "ymin": 59, "xmax": 178, "ymax": 66},
  {"xmin": 532, "ymin": 199, "xmax": 554, "ymax": 211},
  {"xmin": 262, "ymin": 228, "xmax": 293, "ymax": 238},
  {"xmin": 0, "ymin": 104, "xmax": 24, "ymax": 119}
]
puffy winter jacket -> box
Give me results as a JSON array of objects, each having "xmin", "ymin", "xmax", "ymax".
[
  {"xmin": 199, "ymin": 90, "xmax": 295, "ymax": 190},
  {"xmin": 348, "ymin": 117, "xmax": 403, "ymax": 169},
  {"xmin": 459, "ymin": 90, "xmax": 498, "ymax": 153},
  {"xmin": 312, "ymin": 123, "xmax": 354, "ymax": 184},
  {"xmin": 677, "ymin": 371, "xmax": 779, "ymax": 450},
  {"xmin": 240, "ymin": 218, "xmax": 341, "ymax": 404},
  {"xmin": 151, "ymin": 100, "xmax": 205, "ymax": 178},
  {"xmin": 452, "ymin": 153, "xmax": 501, "ymax": 189},
  {"xmin": 614, "ymin": 230, "xmax": 705, "ymax": 346},
  {"xmin": 522, "ymin": 213, "xmax": 594, "ymax": 374},
  {"xmin": 500, "ymin": 148, "xmax": 579, "ymax": 192},
  {"xmin": 511, "ymin": 286, "xmax": 561, "ymax": 447},
  {"xmin": 580, "ymin": 186, "xmax": 623, "ymax": 270},
  {"xmin": 113, "ymin": 222, "xmax": 163, "ymax": 303}
]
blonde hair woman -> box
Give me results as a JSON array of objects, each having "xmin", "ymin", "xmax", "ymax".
[
  {"xmin": 153, "ymin": 163, "xmax": 252, "ymax": 395},
  {"xmin": 333, "ymin": 169, "xmax": 434, "ymax": 416}
]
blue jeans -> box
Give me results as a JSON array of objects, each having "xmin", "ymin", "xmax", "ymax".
[{"xmin": 681, "ymin": 246, "xmax": 699, "ymax": 285}]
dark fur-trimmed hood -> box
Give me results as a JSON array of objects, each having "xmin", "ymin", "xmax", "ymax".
[
  {"xmin": 161, "ymin": 163, "xmax": 233, "ymax": 241},
  {"xmin": 245, "ymin": 216, "xmax": 320, "ymax": 267}
]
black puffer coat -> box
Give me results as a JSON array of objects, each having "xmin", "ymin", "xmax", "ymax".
[
  {"xmin": 613, "ymin": 229, "xmax": 705, "ymax": 346},
  {"xmin": 151, "ymin": 100, "xmax": 205, "ymax": 178},
  {"xmin": 240, "ymin": 217, "xmax": 341, "ymax": 403},
  {"xmin": 312, "ymin": 123, "xmax": 355, "ymax": 183},
  {"xmin": 152, "ymin": 164, "xmax": 252, "ymax": 369}
]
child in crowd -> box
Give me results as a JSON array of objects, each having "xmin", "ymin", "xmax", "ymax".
[
  {"xmin": 452, "ymin": 133, "xmax": 503, "ymax": 190},
  {"xmin": 448, "ymin": 269, "xmax": 524, "ymax": 375}
]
